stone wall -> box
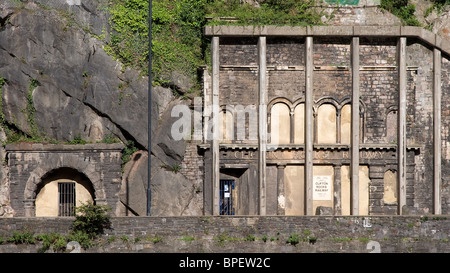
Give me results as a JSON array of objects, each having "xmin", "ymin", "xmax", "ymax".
[
  {"xmin": 442, "ymin": 56, "xmax": 450, "ymax": 214},
  {"xmin": 0, "ymin": 216, "xmax": 449, "ymax": 253},
  {"xmin": 6, "ymin": 143, "xmax": 123, "ymax": 217}
]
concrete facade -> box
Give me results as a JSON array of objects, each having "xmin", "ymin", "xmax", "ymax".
[{"xmin": 201, "ymin": 25, "xmax": 450, "ymax": 216}]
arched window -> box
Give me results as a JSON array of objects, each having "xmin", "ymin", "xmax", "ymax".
[
  {"xmin": 220, "ymin": 109, "xmax": 234, "ymax": 143},
  {"xmin": 384, "ymin": 169, "xmax": 397, "ymax": 205},
  {"xmin": 317, "ymin": 104, "xmax": 337, "ymax": 144},
  {"xmin": 35, "ymin": 168, "xmax": 95, "ymax": 217},
  {"xmin": 294, "ymin": 103, "xmax": 305, "ymax": 144},
  {"xmin": 340, "ymin": 104, "xmax": 351, "ymax": 145},
  {"xmin": 270, "ymin": 103, "xmax": 290, "ymax": 145},
  {"xmin": 386, "ymin": 110, "xmax": 397, "ymax": 144}
]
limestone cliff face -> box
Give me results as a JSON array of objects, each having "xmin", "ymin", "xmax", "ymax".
[{"xmin": 0, "ymin": 1, "xmax": 202, "ymax": 217}]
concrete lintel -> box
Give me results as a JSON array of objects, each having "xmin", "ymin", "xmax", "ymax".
[
  {"xmin": 307, "ymin": 25, "xmax": 354, "ymax": 36},
  {"xmin": 204, "ymin": 25, "xmax": 307, "ymax": 36},
  {"xmin": 353, "ymin": 26, "xmax": 401, "ymax": 37},
  {"xmin": 204, "ymin": 25, "xmax": 450, "ymax": 56},
  {"xmin": 5, "ymin": 142, "xmax": 125, "ymax": 152},
  {"xmin": 401, "ymin": 26, "xmax": 435, "ymax": 46}
]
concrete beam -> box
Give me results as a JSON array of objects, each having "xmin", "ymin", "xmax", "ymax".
[
  {"xmin": 305, "ymin": 36, "xmax": 314, "ymax": 216},
  {"xmin": 353, "ymin": 26, "xmax": 401, "ymax": 37},
  {"xmin": 204, "ymin": 25, "xmax": 450, "ymax": 57},
  {"xmin": 433, "ymin": 48, "xmax": 442, "ymax": 215},
  {"xmin": 351, "ymin": 37, "xmax": 360, "ymax": 215},
  {"xmin": 397, "ymin": 37, "xmax": 407, "ymax": 215},
  {"xmin": 307, "ymin": 26, "xmax": 354, "ymax": 36},
  {"xmin": 258, "ymin": 36, "xmax": 267, "ymax": 216}
]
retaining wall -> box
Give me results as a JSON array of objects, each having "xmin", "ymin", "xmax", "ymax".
[{"xmin": 0, "ymin": 216, "xmax": 449, "ymax": 253}]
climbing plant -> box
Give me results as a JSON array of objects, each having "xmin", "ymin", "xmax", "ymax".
[
  {"xmin": 107, "ymin": 0, "xmax": 208, "ymax": 87},
  {"xmin": 380, "ymin": 0, "xmax": 422, "ymax": 26}
]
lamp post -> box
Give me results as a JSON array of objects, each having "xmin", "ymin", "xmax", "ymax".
[{"xmin": 147, "ymin": 0, "xmax": 152, "ymax": 216}]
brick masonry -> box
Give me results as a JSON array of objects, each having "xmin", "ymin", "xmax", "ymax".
[{"xmin": 209, "ymin": 33, "xmax": 447, "ymax": 216}]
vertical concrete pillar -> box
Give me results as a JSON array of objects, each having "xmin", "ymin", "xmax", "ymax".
[
  {"xmin": 305, "ymin": 36, "xmax": 314, "ymax": 215},
  {"xmin": 351, "ymin": 37, "xmax": 360, "ymax": 215},
  {"xmin": 433, "ymin": 47, "xmax": 442, "ymax": 215},
  {"xmin": 258, "ymin": 36, "xmax": 267, "ymax": 215},
  {"xmin": 277, "ymin": 164, "xmax": 286, "ymax": 215},
  {"xmin": 211, "ymin": 36, "xmax": 220, "ymax": 215},
  {"xmin": 203, "ymin": 69, "xmax": 211, "ymax": 144},
  {"xmin": 397, "ymin": 37, "xmax": 407, "ymax": 215}
]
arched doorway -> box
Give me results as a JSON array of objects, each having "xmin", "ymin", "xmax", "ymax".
[{"xmin": 35, "ymin": 168, "xmax": 95, "ymax": 217}]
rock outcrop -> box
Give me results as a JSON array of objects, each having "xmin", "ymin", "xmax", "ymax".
[{"xmin": 0, "ymin": 1, "xmax": 199, "ymax": 216}]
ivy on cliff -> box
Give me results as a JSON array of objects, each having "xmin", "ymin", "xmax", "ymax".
[
  {"xmin": 105, "ymin": 0, "xmax": 324, "ymax": 87},
  {"xmin": 380, "ymin": 0, "xmax": 422, "ymax": 26},
  {"xmin": 106, "ymin": 0, "xmax": 426, "ymax": 90},
  {"xmin": 206, "ymin": 0, "xmax": 323, "ymax": 26},
  {"xmin": 107, "ymin": 0, "xmax": 208, "ymax": 87}
]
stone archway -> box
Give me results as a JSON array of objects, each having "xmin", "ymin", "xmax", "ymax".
[
  {"xmin": 35, "ymin": 167, "xmax": 96, "ymax": 217},
  {"xmin": 23, "ymin": 154, "xmax": 105, "ymax": 217}
]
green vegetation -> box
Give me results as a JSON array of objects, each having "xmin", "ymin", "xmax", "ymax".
[
  {"xmin": 380, "ymin": 0, "xmax": 422, "ymax": 26},
  {"xmin": 181, "ymin": 236, "xmax": 196, "ymax": 242},
  {"xmin": 286, "ymin": 230, "xmax": 318, "ymax": 246},
  {"xmin": 71, "ymin": 201, "xmax": 112, "ymax": 239},
  {"xmin": 106, "ymin": 0, "xmax": 208, "ymax": 88},
  {"xmin": 121, "ymin": 140, "xmax": 138, "ymax": 170},
  {"xmin": 425, "ymin": 0, "xmax": 450, "ymax": 16},
  {"xmin": 171, "ymin": 163, "xmax": 182, "ymax": 173},
  {"xmin": 105, "ymin": 0, "xmax": 324, "ymax": 90},
  {"xmin": 0, "ymin": 203, "xmax": 113, "ymax": 252},
  {"xmin": 206, "ymin": 0, "xmax": 323, "ymax": 26},
  {"xmin": 286, "ymin": 233, "xmax": 301, "ymax": 246},
  {"xmin": 105, "ymin": 0, "xmax": 428, "ymax": 93},
  {"xmin": 0, "ymin": 77, "xmax": 58, "ymax": 144},
  {"xmin": 67, "ymin": 135, "xmax": 88, "ymax": 145}
]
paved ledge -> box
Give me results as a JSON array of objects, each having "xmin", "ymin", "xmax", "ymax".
[{"xmin": 204, "ymin": 25, "xmax": 450, "ymax": 55}]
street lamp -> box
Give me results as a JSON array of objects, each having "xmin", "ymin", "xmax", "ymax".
[{"xmin": 147, "ymin": 0, "xmax": 152, "ymax": 216}]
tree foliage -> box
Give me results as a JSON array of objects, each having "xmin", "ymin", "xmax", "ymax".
[{"xmin": 71, "ymin": 201, "xmax": 112, "ymax": 239}]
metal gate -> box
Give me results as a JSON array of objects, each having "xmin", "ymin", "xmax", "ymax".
[
  {"xmin": 58, "ymin": 182, "xmax": 76, "ymax": 217},
  {"xmin": 219, "ymin": 180, "xmax": 235, "ymax": 215}
]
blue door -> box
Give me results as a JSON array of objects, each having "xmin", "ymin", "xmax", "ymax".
[{"xmin": 220, "ymin": 180, "xmax": 235, "ymax": 215}]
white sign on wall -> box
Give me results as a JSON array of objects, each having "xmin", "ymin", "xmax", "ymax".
[{"xmin": 313, "ymin": 176, "xmax": 332, "ymax": 200}]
